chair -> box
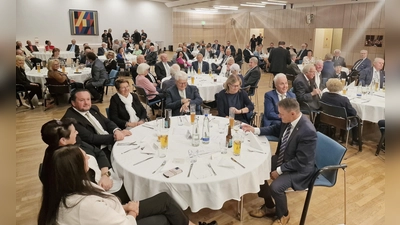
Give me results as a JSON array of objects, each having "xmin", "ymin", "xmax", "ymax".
[
  {"xmin": 319, "ymin": 101, "xmax": 362, "ymax": 153},
  {"xmin": 299, "ymin": 131, "xmax": 347, "ymax": 225},
  {"xmin": 375, "ymin": 120, "xmax": 385, "ymax": 156},
  {"xmin": 105, "ymin": 69, "xmax": 118, "ymax": 95},
  {"xmin": 16, "ymin": 84, "xmax": 34, "ymax": 109},
  {"xmin": 259, "ymin": 113, "xmax": 280, "ymax": 142},
  {"xmin": 134, "ymin": 85, "xmax": 162, "ymax": 116},
  {"xmin": 289, "ymin": 87, "xmax": 318, "ymax": 124},
  {"xmin": 44, "ymin": 78, "xmax": 71, "ymax": 107}
]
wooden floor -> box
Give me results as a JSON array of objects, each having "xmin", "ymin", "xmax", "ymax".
[{"xmin": 16, "ymin": 53, "xmax": 385, "ymax": 225}]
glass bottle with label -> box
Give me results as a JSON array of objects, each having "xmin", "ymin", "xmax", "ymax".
[
  {"xmin": 226, "ymin": 126, "xmax": 232, "ymax": 148},
  {"xmin": 192, "ymin": 119, "xmax": 200, "ymax": 147},
  {"xmin": 202, "ymin": 113, "xmax": 210, "ymax": 144}
]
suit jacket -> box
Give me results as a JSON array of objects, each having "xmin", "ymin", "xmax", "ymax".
[
  {"xmin": 103, "ymin": 59, "xmax": 117, "ymax": 74},
  {"xmin": 62, "ymin": 105, "xmax": 119, "ymax": 148},
  {"xmin": 25, "ymin": 45, "xmax": 39, "ymax": 52},
  {"xmin": 145, "ymin": 51, "xmax": 157, "ymax": 65},
  {"xmin": 243, "ymin": 66, "xmax": 261, "ymax": 88},
  {"xmin": 91, "ymin": 58, "xmax": 108, "ymax": 86},
  {"xmin": 97, "ymin": 47, "xmax": 108, "ymax": 56},
  {"xmin": 286, "ymin": 61, "xmax": 302, "ymax": 75},
  {"xmin": 321, "ymin": 92, "xmax": 357, "ymax": 116},
  {"xmin": 332, "ymin": 56, "xmax": 346, "ymax": 67},
  {"xmin": 192, "ymin": 61, "xmax": 210, "ymax": 73},
  {"xmin": 263, "ymin": 90, "xmax": 296, "ymax": 127},
  {"xmin": 286, "ymin": 47, "xmax": 297, "ymax": 54},
  {"xmin": 268, "ymin": 46, "xmax": 291, "ymax": 73},
  {"xmin": 321, "ymin": 61, "xmax": 335, "ymax": 79},
  {"xmin": 184, "ymin": 50, "xmax": 194, "ymax": 60},
  {"xmin": 155, "ymin": 61, "xmax": 173, "ymax": 81},
  {"xmin": 295, "ymin": 48, "xmax": 308, "ymax": 63},
  {"xmin": 199, "ymin": 48, "xmax": 214, "ymax": 59},
  {"xmin": 260, "ymin": 115, "xmax": 317, "ymax": 190},
  {"xmin": 109, "ymin": 93, "xmax": 147, "ymax": 129},
  {"xmin": 352, "ymin": 58, "xmax": 371, "ymax": 72},
  {"xmin": 165, "ymin": 85, "xmax": 203, "ymax": 116},
  {"xmin": 66, "ymin": 44, "xmax": 80, "ymax": 57},
  {"xmin": 243, "ymin": 49, "xmax": 252, "ymax": 63},
  {"xmin": 359, "ymin": 67, "xmax": 385, "ymax": 88},
  {"xmin": 226, "ymin": 45, "xmax": 236, "ymax": 56},
  {"xmin": 212, "ymin": 43, "xmax": 220, "ymax": 51},
  {"xmin": 293, "ymin": 73, "xmax": 320, "ymax": 110}
]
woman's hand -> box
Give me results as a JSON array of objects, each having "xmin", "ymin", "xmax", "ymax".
[
  {"xmin": 98, "ymin": 175, "xmax": 113, "ymax": 191},
  {"xmin": 124, "ymin": 201, "xmax": 140, "ymax": 217}
]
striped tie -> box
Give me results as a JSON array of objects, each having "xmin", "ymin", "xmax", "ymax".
[{"xmin": 277, "ymin": 123, "xmax": 292, "ymax": 167}]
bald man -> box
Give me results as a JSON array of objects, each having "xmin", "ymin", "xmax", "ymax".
[{"xmin": 155, "ymin": 53, "xmax": 173, "ymax": 81}]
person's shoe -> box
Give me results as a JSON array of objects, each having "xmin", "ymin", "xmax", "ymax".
[
  {"xmin": 249, "ymin": 205, "xmax": 276, "ymax": 218},
  {"xmin": 38, "ymin": 101, "xmax": 43, "ymax": 106},
  {"xmin": 272, "ymin": 213, "xmax": 290, "ymax": 225}
]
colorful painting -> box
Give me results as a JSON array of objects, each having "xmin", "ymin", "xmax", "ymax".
[{"xmin": 69, "ymin": 9, "xmax": 98, "ymax": 35}]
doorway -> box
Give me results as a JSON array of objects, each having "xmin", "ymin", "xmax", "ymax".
[{"xmin": 313, "ymin": 28, "xmax": 343, "ymax": 60}]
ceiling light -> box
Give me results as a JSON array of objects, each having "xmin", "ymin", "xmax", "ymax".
[
  {"xmin": 245, "ymin": 2, "xmax": 266, "ymax": 5},
  {"xmin": 194, "ymin": 8, "xmax": 218, "ymax": 12},
  {"xmin": 267, "ymin": 0, "xmax": 287, "ymax": 3},
  {"xmin": 213, "ymin": 5, "xmax": 239, "ymax": 10},
  {"xmin": 240, "ymin": 4, "xmax": 265, "ymax": 7},
  {"xmin": 261, "ymin": 1, "xmax": 287, "ymax": 6}
]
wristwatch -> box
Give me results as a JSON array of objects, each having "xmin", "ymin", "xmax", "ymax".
[{"xmin": 101, "ymin": 171, "xmax": 111, "ymax": 177}]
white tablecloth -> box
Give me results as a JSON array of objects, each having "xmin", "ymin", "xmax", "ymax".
[
  {"xmin": 98, "ymin": 54, "xmax": 137, "ymax": 63},
  {"xmin": 188, "ymin": 58, "xmax": 223, "ymax": 66},
  {"xmin": 298, "ymin": 64, "xmax": 349, "ymax": 75},
  {"xmin": 189, "ymin": 74, "xmax": 227, "ymax": 101},
  {"xmin": 32, "ymin": 51, "xmax": 76, "ymax": 61},
  {"xmin": 112, "ymin": 116, "xmax": 271, "ymax": 212},
  {"xmin": 25, "ymin": 67, "xmax": 92, "ymax": 88}
]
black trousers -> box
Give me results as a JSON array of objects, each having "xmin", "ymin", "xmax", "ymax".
[
  {"xmin": 26, "ymin": 83, "xmax": 43, "ymax": 100},
  {"xmin": 85, "ymin": 82, "xmax": 102, "ymax": 100}
]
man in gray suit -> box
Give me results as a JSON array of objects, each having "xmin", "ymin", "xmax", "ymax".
[
  {"xmin": 165, "ymin": 72, "xmax": 203, "ymax": 116},
  {"xmin": 85, "ymin": 52, "xmax": 109, "ymax": 102},
  {"xmin": 242, "ymin": 98, "xmax": 317, "ymax": 225},
  {"xmin": 332, "ymin": 49, "xmax": 346, "ymax": 67},
  {"xmin": 243, "ymin": 57, "xmax": 261, "ymax": 91},
  {"xmin": 359, "ymin": 57, "xmax": 385, "ymax": 88},
  {"xmin": 293, "ymin": 64, "xmax": 321, "ymax": 111}
]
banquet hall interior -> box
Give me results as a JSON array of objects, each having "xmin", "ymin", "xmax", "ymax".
[{"xmin": 16, "ymin": 0, "xmax": 385, "ymax": 224}]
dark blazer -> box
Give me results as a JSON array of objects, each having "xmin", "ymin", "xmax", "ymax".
[
  {"xmin": 260, "ymin": 115, "xmax": 317, "ymax": 190},
  {"xmin": 293, "ymin": 73, "xmax": 320, "ymax": 110},
  {"xmin": 216, "ymin": 90, "xmax": 254, "ymax": 123},
  {"xmin": 359, "ymin": 67, "xmax": 385, "ymax": 88},
  {"xmin": 62, "ymin": 105, "xmax": 119, "ymax": 149},
  {"xmin": 212, "ymin": 43, "xmax": 220, "ymax": 51},
  {"xmin": 321, "ymin": 61, "xmax": 335, "ymax": 79},
  {"xmin": 165, "ymin": 85, "xmax": 203, "ymax": 116},
  {"xmin": 332, "ymin": 56, "xmax": 346, "ymax": 67},
  {"xmin": 286, "ymin": 61, "xmax": 302, "ymax": 75},
  {"xmin": 295, "ymin": 48, "xmax": 308, "ymax": 64},
  {"xmin": 25, "ymin": 45, "xmax": 39, "ymax": 52},
  {"xmin": 226, "ymin": 45, "xmax": 236, "ymax": 56},
  {"xmin": 80, "ymin": 141, "xmax": 111, "ymax": 169},
  {"xmin": 243, "ymin": 49, "xmax": 252, "ymax": 63},
  {"xmin": 109, "ymin": 93, "xmax": 148, "ymax": 129},
  {"xmin": 155, "ymin": 61, "xmax": 173, "ymax": 81},
  {"xmin": 321, "ymin": 92, "xmax": 357, "ymax": 116},
  {"xmin": 97, "ymin": 47, "xmax": 108, "ymax": 56},
  {"xmin": 145, "ymin": 52, "xmax": 157, "ymax": 65},
  {"xmin": 103, "ymin": 59, "xmax": 117, "ymax": 74},
  {"xmin": 184, "ymin": 50, "xmax": 194, "ymax": 60},
  {"xmin": 199, "ymin": 49, "xmax": 214, "ymax": 59},
  {"xmin": 243, "ymin": 66, "xmax": 261, "ymax": 88},
  {"xmin": 16, "ymin": 66, "xmax": 32, "ymax": 87},
  {"xmin": 130, "ymin": 64, "xmax": 139, "ymax": 82},
  {"xmin": 352, "ymin": 58, "xmax": 371, "ymax": 72},
  {"xmin": 268, "ymin": 46, "xmax": 291, "ymax": 74},
  {"xmin": 66, "ymin": 44, "xmax": 80, "ymax": 57},
  {"xmin": 192, "ymin": 61, "xmax": 210, "ymax": 73},
  {"xmin": 263, "ymin": 90, "xmax": 296, "ymax": 127},
  {"xmin": 91, "ymin": 58, "xmax": 108, "ymax": 87}
]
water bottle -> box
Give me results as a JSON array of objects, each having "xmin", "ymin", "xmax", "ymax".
[
  {"xmin": 202, "ymin": 113, "xmax": 210, "ymax": 144},
  {"xmin": 356, "ymin": 82, "xmax": 362, "ymax": 97},
  {"xmin": 192, "ymin": 119, "xmax": 200, "ymax": 147}
]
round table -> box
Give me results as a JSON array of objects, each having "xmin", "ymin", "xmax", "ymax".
[
  {"xmin": 189, "ymin": 74, "xmax": 227, "ymax": 101},
  {"xmin": 98, "ymin": 54, "xmax": 137, "ymax": 63},
  {"xmin": 32, "ymin": 51, "xmax": 75, "ymax": 61},
  {"xmin": 112, "ymin": 116, "xmax": 271, "ymax": 213},
  {"xmin": 25, "ymin": 67, "xmax": 92, "ymax": 88}
]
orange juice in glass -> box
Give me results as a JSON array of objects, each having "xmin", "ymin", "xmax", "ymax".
[
  {"xmin": 62, "ymin": 65, "xmax": 66, "ymax": 73},
  {"xmin": 191, "ymin": 76, "xmax": 195, "ymax": 84},
  {"xmin": 229, "ymin": 117, "xmax": 235, "ymax": 129},
  {"xmin": 233, "ymin": 140, "xmax": 241, "ymax": 156},
  {"xmin": 374, "ymin": 82, "xmax": 379, "ymax": 91},
  {"xmin": 341, "ymin": 78, "xmax": 346, "ymax": 86},
  {"xmin": 190, "ymin": 104, "xmax": 196, "ymax": 124},
  {"xmin": 198, "ymin": 68, "xmax": 201, "ymax": 74},
  {"xmin": 36, "ymin": 63, "xmax": 41, "ymax": 73},
  {"xmin": 160, "ymin": 134, "xmax": 168, "ymax": 149}
]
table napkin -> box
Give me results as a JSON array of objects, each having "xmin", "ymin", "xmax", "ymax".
[
  {"xmin": 141, "ymin": 143, "xmax": 156, "ymax": 154},
  {"xmin": 218, "ymin": 157, "xmax": 235, "ymax": 169}
]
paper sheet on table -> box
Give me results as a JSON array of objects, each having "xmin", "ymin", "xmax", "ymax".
[
  {"xmin": 192, "ymin": 163, "xmax": 213, "ymax": 179},
  {"xmin": 141, "ymin": 143, "xmax": 156, "ymax": 154},
  {"xmin": 218, "ymin": 157, "xmax": 235, "ymax": 169}
]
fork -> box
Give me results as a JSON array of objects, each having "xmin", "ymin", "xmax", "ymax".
[
  {"xmin": 208, "ymin": 163, "xmax": 217, "ymax": 176},
  {"xmin": 152, "ymin": 160, "xmax": 166, "ymax": 174}
]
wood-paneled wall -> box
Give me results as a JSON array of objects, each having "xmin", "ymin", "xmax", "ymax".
[{"xmin": 173, "ymin": 2, "xmax": 385, "ymax": 65}]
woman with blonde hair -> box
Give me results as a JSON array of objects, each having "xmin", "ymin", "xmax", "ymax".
[
  {"xmin": 47, "ymin": 59, "xmax": 83, "ymax": 89},
  {"xmin": 16, "ymin": 55, "xmax": 43, "ymax": 107},
  {"xmin": 103, "ymin": 50, "xmax": 117, "ymax": 74},
  {"xmin": 216, "ymin": 74, "xmax": 254, "ymax": 123}
]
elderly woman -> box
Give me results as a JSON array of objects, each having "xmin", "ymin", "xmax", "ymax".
[
  {"xmin": 132, "ymin": 44, "xmax": 142, "ymax": 56},
  {"xmin": 230, "ymin": 63, "xmax": 244, "ymax": 87},
  {"xmin": 48, "ymin": 48, "xmax": 66, "ymax": 65},
  {"xmin": 135, "ymin": 63, "xmax": 163, "ymax": 102},
  {"xmin": 44, "ymin": 40, "xmax": 54, "ymax": 51},
  {"xmin": 302, "ymin": 50, "xmax": 315, "ymax": 65},
  {"xmin": 116, "ymin": 47, "xmax": 132, "ymax": 69},
  {"xmin": 321, "ymin": 78, "xmax": 359, "ymax": 144},
  {"xmin": 47, "ymin": 59, "xmax": 83, "ymax": 89},
  {"xmin": 37, "ymin": 145, "xmax": 198, "ymax": 225},
  {"xmin": 103, "ymin": 50, "xmax": 117, "ymax": 74},
  {"xmin": 216, "ymin": 74, "xmax": 254, "ymax": 123},
  {"xmin": 16, "ymin": 55, "xmax": 44, "ymax": 107},
  {"xmin": 220, "ymin": 57, "xmax": 234, "ymax": 77},
  {"xmin": 109, "ymin": 79, "xmax": 148, "ymax": 129},
  {"xmin": 176, "ymin": 51, "xmax": 191, "ymax": 69}
]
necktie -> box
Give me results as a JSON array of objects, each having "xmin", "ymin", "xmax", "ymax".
[
  {"xmin": 199, "ymin": 62, "xmax": 202, "ymax": 72},
  {"xmin": 164, "ymin": 62, "xmax": 170, "ymax": 76},
  {"xmin": 298, "ymin": 49, "xmax": 304, "ymax": 57},
  {"xmin": 85, "ymin": 112, "xmax": 108, "ymax": 135},
  {"xmin": 279, "ymin": 94, "xmax": 286, "ymax": 101},
  {"xmin": 374, "ymin": 71, "xmax": 379, "ymax": 83},
  {"xmin": 277, "ymin": 123, "xmax": 292, "ymax": 167},
  {"xmin": 179, "ymin": 90, "xmax": 186, "ymax": 99},
  {"xmin": 148, "ymin": 73, "xmax": 156, "ymax": 83},
  {"xmin": 353, "ymin": 59, "xmax": 364, "ymax": 70}
]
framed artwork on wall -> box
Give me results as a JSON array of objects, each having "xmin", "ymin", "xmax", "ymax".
[
  {"xmin": 365, "ymin": 35, "xmax": 383, "ymax": 47},
  {"xmin": 69, "ymin": 9, "xmax": 98, "ymax": 35}
]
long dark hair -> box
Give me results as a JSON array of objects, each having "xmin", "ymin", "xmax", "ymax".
[{"xmin": 37, "ymin": 145, "xmax": 111, "ymax": 225}]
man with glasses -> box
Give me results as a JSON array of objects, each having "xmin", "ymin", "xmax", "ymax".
[{"xmin": 165, "ymin": 71, "xmax": 203, "ymax": 116}]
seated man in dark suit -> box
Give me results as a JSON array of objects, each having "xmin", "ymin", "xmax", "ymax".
[
  {"xmin": 25, "ymin": 40, "xmax": 39, "ymax": 52},
  {"xmin": 213, "ymin": 48, "xmax": 232, "ymax": 74},
  {"xmin": 131, "ymin": 55, "xmax": 145, "ymax": 82},
  {"xmin": 145, "ymin": 46, "xmax": 157, "ymax": 66},
  {"xmin": 199, "ymin": 45, "xmax": 214, "ymax": 59},
  {"xmin": 80, "ymin": 47, "xmax": 93, "ymax": 67},
  {"xmin": 285, "ymin": 53, "xmax": 301, "ymax": 75},
  {"xmin": 359, "ymin": 57, "xmax": 385, "ymax": 88},
  {"xmin": 155, "ymin": 53, "xmax": 173, "ymax": 82},
  {"xmin": 161, "ymin": 64, "xmax": 181, "ymax": 92},
  {"xmin": 62, "ymin": 89, "xmax": 132, "ymax": 160},
  {"xmin": 293, "ymin": 64, "xmax": 321, "ymax": 111},
  {"xmin": 66, "ymin": 39, "xmax": 80, "ymax": 58},
  {"xmin": 85, "ymin": 52, "xmax": 109, "ymax": 102},
  {"xmin": 242, "ymin": 98, "xmax": 317, "ymax": 225},
  {"xmin": 295, "ymin": 43, "xmax": 308, "ymax": 64},
  {"xmin": 182, "ymin": 45, "xmax": 194, "ymax": 60},
  {"xmin": 192, "ymin": 53, "xmax": 210, "ymax": 74},
  {"xmin": 263, "ymin": 74, "xmax": 296, "ymax": 127},
  {"xmin": 348, "ymin": 49, "xmax": 372, "ymax": 82},
  {"xmin": 243, "ymin": 44, "xmax": 253, "ymax": 63},
  {"xmin": 97, "ymin": 42, "xmax": 108, "ymax": 56},
  {"xmin": 226, "ymin": 41, "xmax": 236, "ymax": 57},
  {"xmin": 243, "ymin": 57, "xmax": 261, "ymax": 89},
  {"xmin": 165, "ymin": 71, "xmax": 203, "ymax": 116}
]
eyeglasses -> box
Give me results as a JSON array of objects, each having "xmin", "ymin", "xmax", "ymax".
[{"xmin": 120, "ymin": 86, "xmax": 130, "ymax": 90}]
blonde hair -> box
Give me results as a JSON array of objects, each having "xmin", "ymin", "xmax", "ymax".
[
  {"xmin": 106, "ymin": 50, "xmax": 115, "ymax": 59},
  {"xmin": 47, "ymin": 59, "xmax": 60, "ymax": 71},
  {"xmin": 16, "ymin": 55, "xmax": 25, "ymax": 68},
  {"xmin": 326, "ymin": 78, "xmax": 343, "ymax": 93},
  {"xmin": 223, "ymin": 74, "xmax": 242, "ymax": 91}
]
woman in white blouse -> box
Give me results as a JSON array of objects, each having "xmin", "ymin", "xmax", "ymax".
[
  {"xmin": 38, "ymin": 145, "xmax": 197, "ymax": 225},
  {"xmin": 302, "ymin": 50, "xmax": 315, "ymax": 65}
]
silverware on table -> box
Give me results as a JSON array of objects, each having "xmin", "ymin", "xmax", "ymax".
[
  {"xmin": 152, "ymin": 160, "xmax": 166, "ymax": 174},
  {"xmin": 133, "ymin": 157, "xmax": 153, "ymax": 166},
  {"xmin": 208, "ymin": 163, "xmax": 217, "ymax": 176},
  {"xmin": 231, "ymin": 157, "xmax": 245, "ymax": 169},
  {"xmin": 187, "ymin": 163, "xmax": 194, "ymax": 177},
  {"xmin": 121, "ymin": 146, "xmax": 139, "ymax": 154}
]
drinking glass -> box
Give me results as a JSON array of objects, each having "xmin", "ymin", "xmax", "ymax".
[
  {"xmin": 159, "ymin": 128, "xmax": 169, "ymax": 150},
  {"xmin": 233, "ymin": 137, "xmax": 241, "ymax": 156},
  {"xmin": 342, "ymin": 86, "xmax": 348, "ymax": 95},
  {"xmin": 203, "ymin": 108, "xmax": 210, "ymax": 115},
  {"xmin": 341, "ymin": 78, "xmax": 346, "ymax": 87},
  {"xmin": 36, "ymin": 63, "xmax": 41, "ymax": 73},
  {"xmin": 191, "ymin": 75, "xmax": 195, "ymax": 84},
  {"xmin": 229, "ymin": 107, "xmax": 235, "ymax": 128},
  {"xmin": 219, "ymin": 140, "xmax": 228, "ymax": 154},
  {"xmin": 156, "ymin": 117, "xmax": 164, "ymax": 142},
  {"xmin": 218, "ymin": 122, "xmax": 227, "ymax": 134},
  {"xmin": 190, "ymin": 104, "xmax": 196, "ymax": 124},
  {"xmin": 374, "ymin": 81, "xmax": 379, "ymax": 92}
]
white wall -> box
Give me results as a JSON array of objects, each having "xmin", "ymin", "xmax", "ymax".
[{"xmin": 16, "ymin": 0, "xmax": 173, "ymax": 49}]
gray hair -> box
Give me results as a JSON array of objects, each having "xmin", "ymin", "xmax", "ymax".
[
  {"xmin": 170, "ymin": 64, "xmax": 181, "ymax": 77},
  {"xmin": 290, "ymin": 53, "xmax": 297, "ymax": 59},
  {"xmin": 249, "ymin": 57, "xmax": 258, "ymax": 64},
  {"xmin": 137, "ymin": 63, "xmax": 150, "ymax": 75},
  {"xmin": 314, "ymin": 59, "xmax": 323, "ymax": 66},
  {"xmin": 302, "ymin": 64, "xmax": 315, "ymax": 74},
  {"xmin": 333, "ymin": 49, "xmax": 341, "ymax": 54},
  {"xmin": 324, "ymin": 53, "xmax": 333, "ymax": 60},
  {"xmin": 175, "ymin": 71, "xmax": 188, "ymax": 81},
  {"xmin": 230, "ymin": 63, "xmax": 240, "ymax": 73},
  {"xmin": 273, "ymin": 73, "xmax": 287, "ymax": 84}
]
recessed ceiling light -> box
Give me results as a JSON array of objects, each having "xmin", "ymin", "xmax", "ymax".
[
  {"xmin": 261, "ymin": 1, "xmax": 286, "ymax": 6},
  {"xmin": 240, "ymin": 4, "xmax": 265, "ymax": 7},
  {"xmin": 213, "ymin": 5, "xmax": 239, "ymax": 10}
]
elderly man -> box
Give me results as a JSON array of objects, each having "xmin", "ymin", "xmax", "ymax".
[
  {"xmin": 321, "ymin": 54, "xmax": 335, "ymax": 89},
  {"xmin": 267, "ymin": 42, "xmax": 275, "ymax": 53},
  {"xmin": 243, "ymin": 44, "xmax": 254, "ymax": 63},
  {"xmin": 25, "ymin": 40, "xmax": 39, "ymax": 52},
  {"xmin": 97, "ymin": 42, "xmax": 108, "ymax": 56},
  {"xmin": 351, "ymin": 50, "xmax": 371, "ymax": 72},
  {"xmin": 213, "ymin": 48, "xmax": 232, "ymax": 73},
  {"xmin": 226, "ymin": 41, "xmax": 236, "ymax": 57},
  {"xmin": 155, "ymin": 53, "xmax": 173, "ymax": 81},
  {"xmin": 16, "ymin": 41, "xmax": 42, "ymax": 67},
  {"xmin": 131, "ymin": 55, "xmax": 145, "ymax": 81},
  {"xmin": 66, "ymin": 39, "xmax": 80, "ymax": 58},
  {"xmin": 332, "ymin": 49, "xmax": 346, "ymax": 67},
  {"xmin": 182, "ymin": 45, "xmax": 194, "ymax": 60},
  {"xmin": 286, "ymin": 53, "xmax": 302, "ymax": 75},
  {"xmin": 314, "ymin": 60, "xmax": 324, "ymax": 90},
  {"xmin": 165, "ymin": 72, "xmax": 203, "ymax": 116},
  {"xmin": 263, "ymin": 73, "xmax": 296, "ymax": 127},
  {"xmin": 85, "ymin": 52, "xmax": 108, "ymax": 102},
  {"xmin": 268, "ymin": 41, "xmax": 291, "ymax": 76},
  {"xmin": 161, "ymin": 64, "xmax": 181, "ymax": 92},
  {"xmin": 293, "ymin": 64, "xmax": 321, "ymax": 111},
  {"xmin": 243, "ymin": 57, "xmax": 261, "ymax": 89},
  {"xmin": 242, "ymin": 98, "xmax": 317, "ymax": 225},
  {"xmin": 220, "ymin": 57, "xmax": 235, "ymax": 77},
  {"xmin": 212, "ymin": 40, "xmax": 220, "ymax": 52},
  {"xmin": 62, "ymin": 89, "xmax": 131, "ymax": 160},
  {"xmin": 359, "ymin": 57, "xmax": 385, "ymax": 88},
  {"xmin": 192, "ymin": 53, "xmax": 210, "ymax": 74},
  {"xmin": 145, "ymin": 46, "xmax": 157, "ymax": 66},
  {"xmin": 121, "ymin": 41, "xmax": 132, "ymax": 54},
  {"xmin": 295, "ymin": 43, "xmax": 308, "ymax": 64},
  {"xmin": 122, "ymin": 29, "xmax": 130, "ymax": 41},
  {"xmin": 112, "ymin": 39, "xmax": 120, "ymax": 52}
]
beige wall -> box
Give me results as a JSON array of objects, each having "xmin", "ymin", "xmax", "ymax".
[{"xmin": 173, "ymin": 2, "xmax": 385, "ymax": 66}]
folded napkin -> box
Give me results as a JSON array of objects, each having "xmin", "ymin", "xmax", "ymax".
[
  {"xmin": 141, "ymin": 143, "xmax": 156, "ymax": 154},
  {"xmin": 217, "ymin": 157, "xmax": 235, "ymax": 169},
  {"xmin": 192, "ymin": 163, "xmax": 213, "ymax": 179}
]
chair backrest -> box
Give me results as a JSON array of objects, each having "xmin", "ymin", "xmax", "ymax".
[
  {"xmin": 45, "ymin": 78, "xmax": 71, "ymax": 94},
  {"xmin": 320, "ymin": 101, "xmax": 347, "ymax": 118},
  {"xmin": 319, "ymin": 101, "xmax": 348, "ymax": 130},
  {"xmin": 241, "ymin": 85, "xmax": 251, "ymax": 94},
  {"xmin": 248, "ymin": 75, "xmax": 260, "ymax": 96},
  {"xmin": 134, "ymin": 85, "xmax": 149, "ymax": 105},
  {"xmin": 315, "ymin": 132, "xmax": 347, "ymax": 186},
  {"xmin": 106, "ymin": 69, "xmax": 118, "ymax": 86}
]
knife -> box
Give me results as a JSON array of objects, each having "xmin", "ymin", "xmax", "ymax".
[
  {"xmin": 133, "ymin": 157, "xmax": 153, "ymax": 166},
  {"xmin": 231, "ymin": 157, "xmax": 245, "ymax": 168},
  {"xmin": 187, "ymin": 163, "xmax": 194, "ymax": 177}
]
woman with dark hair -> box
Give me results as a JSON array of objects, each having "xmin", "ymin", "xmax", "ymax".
[
  {"xmin": 302, "ymin": 50, "xmax": 315, "ymax": 65},
  {"xmin": 117, "ymin": 47, "xmax": 132, "ymax": 69},
  {"xmin": 109, "ymin": 79, "xmax": 148, "ymax": 129},
  {"xmin": 38, "ymin": 144, "xmax": 198, "ymax": 225},
  {"xmin": 48, "ymin": 48, "xmax": 66, "ymax": 64},
  {"xmin": 216, "ymin": 74, "xmax": 254, "ymax": 123},
  {"xmin": 234, "ymin": 48, "xmax": 243, "ymax": 65},
  {"xmin": 45, "ymin": 40, "xmax": 54, "ymax": 51},
  {"xmin": 175, "ymin": 51, "xmax": 190, "ymax": 69}
]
